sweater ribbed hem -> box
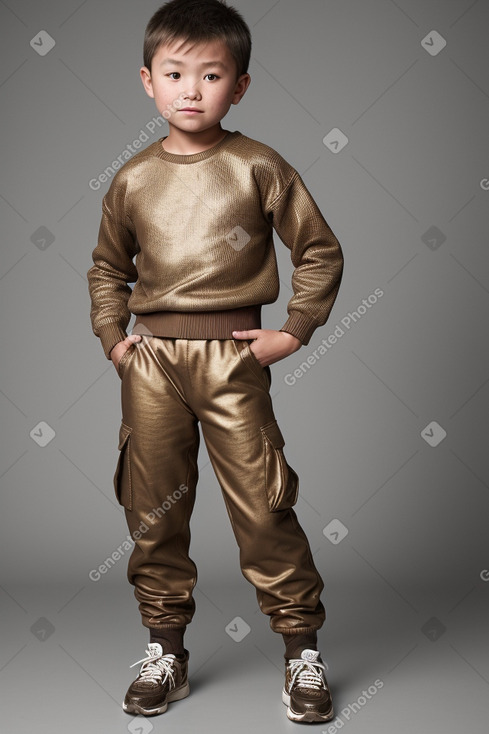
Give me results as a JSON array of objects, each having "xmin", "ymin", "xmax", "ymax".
[
  {"xmin": 280, "ymin": 311, "xmax": 318, "ymax": 345},
  {"xmin": 133, "ymin": 306, "xmax": 262, "ymax": 340}
]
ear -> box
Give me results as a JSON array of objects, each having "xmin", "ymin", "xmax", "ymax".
[
  {"xmin": 140, "ymin": 66, "xmax": 155, "ymax": 99},
  {"xmin": 232, "ymin": 73, "xmax": 251, "ymax": 105}
]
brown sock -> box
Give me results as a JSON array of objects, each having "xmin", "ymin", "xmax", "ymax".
[
  {"xmin": 149, "ymin": 627, "xmax": 186, "ymax": 656},
  {"xmin": 282, "ymin": 631, "xmax": 318, "ymax": 660}
]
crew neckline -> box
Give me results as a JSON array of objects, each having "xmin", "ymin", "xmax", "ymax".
[{"xmin": 154, "ymin": 130, "xmax": 241, "ymax": 163}]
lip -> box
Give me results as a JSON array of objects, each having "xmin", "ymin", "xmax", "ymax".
[{"xmin": 180, "ymin": 108, "xmax": 203, "ymax": 113}]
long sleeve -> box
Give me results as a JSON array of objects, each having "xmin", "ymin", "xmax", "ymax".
[
  {"xmin": 87, "ymin": 174, "xmax": 139, "ymax": 359},
  {"xmin": 269, "ymin": 171, "xmax": 344, "ymax": 345}
]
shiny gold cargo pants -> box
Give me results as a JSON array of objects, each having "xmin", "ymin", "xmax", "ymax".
[{"xmin": 113, "ymin": 335, "xmax": 325, "ymax": 634}]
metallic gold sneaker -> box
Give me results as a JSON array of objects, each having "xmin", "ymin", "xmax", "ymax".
[
  {"xmin": 282, "ymin": 649, "xmax": 334, "ymax": 723},
  {"xmin": 123, "ymin": 642, "xmax": 190, "ymax": 716}
]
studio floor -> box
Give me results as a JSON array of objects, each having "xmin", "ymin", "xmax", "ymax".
[{"xmin": 1, "ymin": 577, "xmax": 488, "ymax": 734}]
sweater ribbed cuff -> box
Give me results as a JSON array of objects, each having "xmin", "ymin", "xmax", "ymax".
[
  {"xmin": 280, "ymin": 311, "xmax": 318, "ymax": 346},
  {"xmin": 97, "ymin": 322, "xmax": 128, "ymax": 360}
]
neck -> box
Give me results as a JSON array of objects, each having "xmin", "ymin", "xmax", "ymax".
[{"xmin": 162, "ymin": 125, "xmax": 228, "ymax": 155}]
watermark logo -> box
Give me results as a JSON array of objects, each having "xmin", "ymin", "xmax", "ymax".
[
  {"xmin": 421, "ymin": 421, "xmax": 446, "ymax": 447},
  {"xmin": 127, "ymin": 715, "xmax": 153, "ymax": 733},
  {"xmin": 89, "ymin": 97, "xmax": 185, "ymax": 191},
  {"xmin": 30, "ymin": 421, "xmax": 56, "ymax": 447},
  {"xmin": 225, "ymin": 616, "xmax": 251, "ymax": 642},
  {"xmin": 323, "ymin": 679, "xmax": 384, "ymax": 733},
  {"xmin": 30, "ymin": 617, "xmax": 55, "ymax": 641},
  {"xmin": 31, "ymin": 226, "xmax": 55, "ymax": 251},
  {"xmin": 421, "ymin": 30, "xmax": 446, "ymax": 56},
  {"xmin": 421, "ymin": 617, "xmax": 446, "ymax": 642},
  {"xmin": 146, "ymin": 484, "xmax": 189, "ymax": 524},
  {"xmin": 226, "ymin": 225, "xmax": 251, "ymax": 251},
  {"xmin": 89, "ymin": 484, "xmax": 188, "ymax": 581},
  {"xmin": 30, "ymin": 30, "xmax": 55, "ymax": 56},
  {"xmin": 421, "ymin": 226, "xmax": 446, "ymax": 251},
  {"xmin": 323, "ymin": 128, "xmax": 349, "ymax": 154},
  {"xmin": 323, "ymin": 519, "xmax": 349, "ymax": 545},
  {"xmin": 285, "ymin": 288, "xmax": 384, "ymax": 386}
]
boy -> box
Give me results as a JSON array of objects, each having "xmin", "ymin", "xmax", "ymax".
[{"xmin": 87, "ymin": 0, "xmax": 343, "ymax": 723}]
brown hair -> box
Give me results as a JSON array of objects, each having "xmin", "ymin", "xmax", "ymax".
[{"xmin": 143, "ymin": 0, "xmax": 252, "ymax": 79}]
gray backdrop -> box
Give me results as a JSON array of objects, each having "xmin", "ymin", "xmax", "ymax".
[{"xmin": 1, "ymin": 1, "xmax": 488, "ymax": 732}]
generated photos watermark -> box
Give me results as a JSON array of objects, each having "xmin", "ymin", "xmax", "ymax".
[
  {"xmin": 89, "ymin": 483, "xmax": 188, "ymax": 582},
  {"xmin": 322, "ymin": 679, "xmax": 384, "ymax": 733},
  {"xmin": 89, "ymin": 95, "xmax": 186, "ymax": 191},
  {"xmin": 285, "ymin": 288, "xmax": 384, "ymax": 386}
]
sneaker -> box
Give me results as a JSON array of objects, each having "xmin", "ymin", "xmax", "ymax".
[
  {"xmin": 122, "ymin": 642, "xmax": 190, "ymax": 716},
  {"xmin": 282, "ymin": 649, "xmax": 334, "ymax": 723}
]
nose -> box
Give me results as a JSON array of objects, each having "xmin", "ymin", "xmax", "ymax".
[{"xmin": 183, "ymin": 79, "xmax": 201, "ymax": 100}]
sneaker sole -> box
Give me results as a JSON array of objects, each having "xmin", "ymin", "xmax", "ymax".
[
  {"xmin": 282, "ymin": 689, "xmax": 334, "ymax": 723},
  {"xmin": 123, "ymin": 681, "xmax": 190, "ymax": 716}
]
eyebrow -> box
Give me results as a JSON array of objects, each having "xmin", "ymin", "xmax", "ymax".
[{"xmin": 159, "ymin": 58, "xmax": 228, "ymax": 70}]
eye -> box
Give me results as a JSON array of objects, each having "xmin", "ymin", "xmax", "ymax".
[
  {"xmin": 204, "ymin": 73, "xmax": 219, "ymax": 81},
  {"xmin": 168, "ymin": 72, "xmax": 180, "ymax": 80}
]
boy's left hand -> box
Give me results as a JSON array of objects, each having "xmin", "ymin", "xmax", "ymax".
[{"xmin": 232, "ymin": 329, "xmax": 301, "ymax": 367}]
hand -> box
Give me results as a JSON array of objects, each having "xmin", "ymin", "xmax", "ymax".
[
  {"xmin": 110, "ymin": 334, "xmax": 142, "ymax": 372},
  {"xmin": 232, "ymin": 329, "xmax": 301, "ymax": 367}
]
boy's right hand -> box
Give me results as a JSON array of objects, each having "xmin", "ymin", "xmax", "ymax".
[{"xmin": 110, "ymin": 334, "xmax": 142, "ymax": 373}]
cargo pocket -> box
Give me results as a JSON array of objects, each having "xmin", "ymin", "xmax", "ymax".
[
  {"xmin": 113, "ymin": 422, "xmax": 133, "ymax": 510},
  {"xmin": 260, "ymin": 420, "xmax": 299, "ymax": 512}
]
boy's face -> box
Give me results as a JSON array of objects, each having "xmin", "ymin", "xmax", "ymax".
[{"xmin": 140, "ymin": 38, "xmax": 250, "ymax": 136}]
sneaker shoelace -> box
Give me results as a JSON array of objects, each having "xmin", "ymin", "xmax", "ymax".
[
  {"xmin": 129, "ymin": 645, "xmax": 177, "ymax": 687},
  {"xmin": 288, "ymin": 658, "xmax": 327, "ymax": 691}
]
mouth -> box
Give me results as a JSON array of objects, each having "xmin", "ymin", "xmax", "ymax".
[{"xmin": 180, "ymin": 108, "xmax": 203, "ymax": 113}]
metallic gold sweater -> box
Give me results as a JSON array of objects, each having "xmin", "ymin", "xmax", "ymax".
[{"xmin": 88, "ymin": 130, "xmax": 344, "ymax": 359}]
